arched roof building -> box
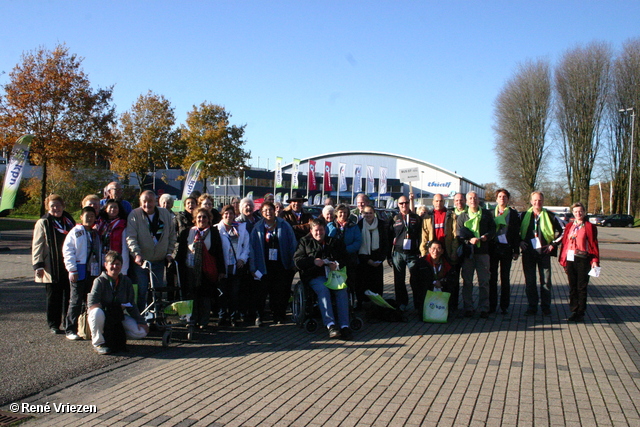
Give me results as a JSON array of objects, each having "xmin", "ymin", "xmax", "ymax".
[{"xmin": 281, "ymin": 151, "xmax": 485, "ymax": 201}]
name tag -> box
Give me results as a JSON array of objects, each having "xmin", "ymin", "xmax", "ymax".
[
  {"xmin": 268, "ymin": 248, "xmax": 278, "ymax": 261},
  {"xmin": 531, "ymin": 237, "xmax": 542, "ymax": 251},
  {"xmin": 567, "ymin": 250, "xmax": 575, "ymax": 262},
  {"xmin": 403, "ymin": 239, "xmax": 412, "ymax": 250},
  {"xmin": 90, "ymin": 260, "xmax": 101, "ymax": 276},
  {"xmin": 498, "ymin": 234, "xmax": 508, "ymax": 244}
]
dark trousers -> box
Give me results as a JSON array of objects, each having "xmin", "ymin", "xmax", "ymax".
[
  {"xmin": 262, "ymin": 262, "xmax": 294, "ymax": 321},
  {"xmin": 65, "ymin": 276, "xmax": 93, "ymax": 334},
  {"xmin": 489, "ymin": 246, "xmax": 513, "ymax": 313},
  {"xmin": 522, "ymin": 251, "xmax": 552, "ymax": 312},
  {"xmin": 248, "ymin": 274, "xmax": 269, "ymax": 321},
  {"xmin": 356, "ymin": 257, "xmax": 384, "ymax": 298},
  {"xmin": 391, "ymin": 251, "xmax": 420, "ymax": 309},
  {"xmin": 565, "ymin": 258, "xmax": 590, "ymax": 316},
  {"xmin": 218, "ymin": 268, "xmax": 242, "ymax": 321},
  {"xmin": 46, "ymin": 277, "xmax": 70, "ymax": 330},
  {"xmin": 448, "ymin": 263, "xmax": 462, "ymax": 312},
  {"xmin": 193, "ymin": 286, "xmax": 213, "ymax": 327}
]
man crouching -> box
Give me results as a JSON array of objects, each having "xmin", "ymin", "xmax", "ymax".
[{"xmin": 88, "ymin": 251, "xmax": 149, "ymax": 355}]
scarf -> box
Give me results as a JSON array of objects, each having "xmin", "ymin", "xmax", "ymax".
[
  {"xmin": 520, "ymin": 208, "xmax": 555, "ymax": 244},
  {"xmin": 454, "ymin": 207, "xmax": 467, "ymax": 216},
  {"xmin": 190, "ymin": 227, "xmax": 217, "ymax": 288},
  {"xmin": 44, "ymin": 212, "xmax": 76, "ymax": 282},
  {"xmin": 99, "ymin": 217, "xmax": 125, "ymax": 254},
  {"xmin": 494, "ymin": 206, "xmax": 509, "ymax": 232},
  {"xmin": 426, "ymin": 254, "xmax": 451, "ymax": 281},
  {"xmin": 359, "ymin": 217, "xmax": 380, "ymax": 255},
  {"xmin": 464, "ymin": 209, "xmax": 482, "ymax": 247}
]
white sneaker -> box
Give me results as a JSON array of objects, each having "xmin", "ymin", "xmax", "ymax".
[{"xmin": 66, "ymin": 332, "xmax": 82, "ymax": 341}]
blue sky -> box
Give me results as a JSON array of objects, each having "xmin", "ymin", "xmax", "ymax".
[{"xmin": 2, "ymin": 1, "xmax": 640, "ymax": 187}]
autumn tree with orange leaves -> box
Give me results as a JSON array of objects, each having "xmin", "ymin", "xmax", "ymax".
[{"xmin": 0, "ymin": 44, "xmax": 116, "ymax": 215}]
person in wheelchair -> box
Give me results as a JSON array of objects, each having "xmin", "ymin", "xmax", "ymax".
[{"xmin": 294, "ymin": 218, "xmax": 353, "ymax": 340}]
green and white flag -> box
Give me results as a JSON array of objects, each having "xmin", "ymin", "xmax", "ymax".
[
  {"xmin": 0, "ymin": 134, "xmax": 32, "ymax": 213},
  {"xmin": 275, "ymin": 156, "xmax": 283, "ymax": 188},
  {"xmin": 291, "ymin": 158, "xmax": 300, "ymax": 190},
  {"xmin": 181, "ymin": 160, "xmax": 204, "ymax": 201}
]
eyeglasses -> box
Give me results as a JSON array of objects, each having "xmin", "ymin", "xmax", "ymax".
[{"xmin": 398, "ymin": 202, "xmax": 408, "ymax": 205}]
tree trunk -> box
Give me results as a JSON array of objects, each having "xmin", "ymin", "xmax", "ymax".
[{"xmin": 39, "ymin": 159, "xmax": 48, "ymax": 217}]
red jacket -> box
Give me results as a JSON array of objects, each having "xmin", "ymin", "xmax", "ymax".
[{"xmin": 559, "ymin": 221, "xmax": 599, "ymax": 267}]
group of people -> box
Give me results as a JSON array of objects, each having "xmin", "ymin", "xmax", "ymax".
[
  {"xmin": 32, "ymin": 181, "xmax": 600, "ymax": 354},
  {"xmin": 382, "ymin": 189, "xmax": 599, "ymax": 324}
]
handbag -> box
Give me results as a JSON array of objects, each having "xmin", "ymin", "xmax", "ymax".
[
  {"xmin": 423, "ymin": 290, "xmax": 450, "ymax": 323},
  {"xmin": 78, "ymin": 307, "xmax": 91, "ymax": 340}
]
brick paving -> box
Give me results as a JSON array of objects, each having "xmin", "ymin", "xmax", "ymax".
[{"xmin": 15, "ymin": 257, "xmax": 640, "ymax": 427}]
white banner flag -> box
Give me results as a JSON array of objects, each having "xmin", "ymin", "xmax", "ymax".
[
  {"xmin": 367, "ymin": 165, "xmax": 375, "ymax": 193},
  {"xmin": 379, "ymin": 167, "xmax": 388, "ymax": 195},
  {"xmin": 338, "ymin": 163, "xmax": 347, "ymax": 192},
  {"xmin": 353, "ymin": 164, "xmax": 362, "ymax": 193}
]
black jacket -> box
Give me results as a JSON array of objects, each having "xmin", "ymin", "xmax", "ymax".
[
  {"xmin": 489, "ymin": 207, "xmax": 521, "ymax": 257},
  {"xmin": 294, "ymin": 235, "xmax": 348, "ymax": 284},
  {"xmin": 387, "ymin": 212, "xmax": 422, "ymax": 257},
  {"xmin": 456, "ymin": 208, "xmax": 496, "ymax": 255}
]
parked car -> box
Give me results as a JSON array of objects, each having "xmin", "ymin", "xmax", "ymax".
[
  {"xmin": 555, "ymin": 212, "xmax": 574, "ymax": 222},
  {"xmin": 600, "ymin": 214, "xmax": 635, "ymax": 228},
  {"xmin": 587, "ymin": 214, "xmax": 606, "ymax": 226}
]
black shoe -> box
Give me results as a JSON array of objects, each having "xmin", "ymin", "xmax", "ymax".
[
  {"xmin": 501, "ymin": 309, "xmax": 509, "ymax": 315},
  {"xmin": 524, "ymin": 309, "xmax": 537, "ymax": 316},
  {"xmin": 542, "ymin": 308, "xmax": 551, "ymax": 316},
  {"xmin": 340, "ymin": 327, "xmax": 353, "ymax": 341},
  {"xmin": 480, "ymin": 311, "xmax": 489, "ymax": 319},
  {"xmin": 218, "ymin": 318, "xmax": 231, "ymax": 327},
  {"xmin": 255, "ymin": 318, "xmax": 265, "ymax": 327},
  {"xmin": 568, "ymin": 313, "xmax": 584, "ymax": 322},
  {"xmin": 50, "ymin": 327, "xmax": 63, "ymax": 335},
  {"xmin": 464, "ymin": 310, "xmax": 474, "ymax": 318},
  {"xmin": 328, "ymin": 325, "xmax": 341, "ymax": 339}
]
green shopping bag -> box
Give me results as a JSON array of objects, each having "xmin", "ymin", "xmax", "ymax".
[
  {"xmin": 423, "ymin": 290, "xmax": 450, "ymax": 323},
  {"xmin": 164, "ymin": 300, "xmax": 194, "ymax": 316},
  {"xmin": 324, "ymin": 267, "xmax": 348, "ymax": 290}
]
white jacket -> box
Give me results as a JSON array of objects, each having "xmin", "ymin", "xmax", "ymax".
[
  {"xmin": 62, "ymin": 224, "xmax": 102, "ymax": 274},
  {"xmin": 216, "ymin": 221, "xmax": 250, "ymax": 275}
]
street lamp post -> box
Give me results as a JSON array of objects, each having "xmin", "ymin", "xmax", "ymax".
[{"xmin": 619, "ymin": 107, "xmax": 635, "ymax": 216}]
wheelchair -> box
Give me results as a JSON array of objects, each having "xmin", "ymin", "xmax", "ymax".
[{"xmin": 291, "ymin": 280, "xmax": 364, "ymax": 334}]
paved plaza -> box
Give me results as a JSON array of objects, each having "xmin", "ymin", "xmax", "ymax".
[{"xmin": 1, "ymin": 226, "xmax": 639, "ymax": 426}]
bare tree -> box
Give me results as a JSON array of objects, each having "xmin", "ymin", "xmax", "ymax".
[
  {"xmin": 493, "ymin": 59, "xmax": 552, "ymax": 200},
  {"xmin": 608, "ymin": 38, "xmax": 640, "ymax": 215},
  {"xmin": 555, "ymin": 41, "xmax": 612, "ymax": 206}
]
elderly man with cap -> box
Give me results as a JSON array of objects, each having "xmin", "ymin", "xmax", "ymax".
[{"xmin": 281, "ymin": 191, "xmax": 313, "ymax": 241}]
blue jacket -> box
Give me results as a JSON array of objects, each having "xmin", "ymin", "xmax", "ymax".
[
  {"xmin": 250, "ymin": 217, "xmax": 297, "ymax": 275},
  {"xmin": 327, "ymin": 220, "xmax": 362, "ymax": 255}
]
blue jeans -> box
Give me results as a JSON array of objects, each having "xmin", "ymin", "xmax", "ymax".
[
  {"xmin": 133, "ymin": 261, "xmax": 166, "ymax": 313},
  {"xmin": 309, "ymin": 276, "xmax": 350, "ymax": 328}
]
